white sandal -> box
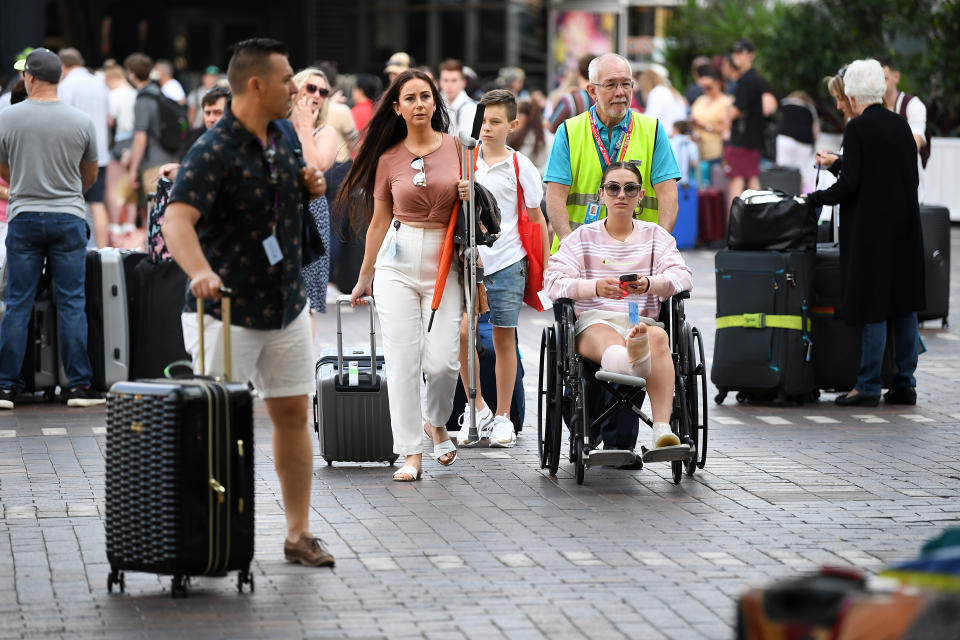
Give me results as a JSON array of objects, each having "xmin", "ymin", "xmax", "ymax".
[
  {"xmin": 423, "ymin": 426, "xmax": 458, "ymax": 466},
  {"xmin": 432, "ymin": 438, "xmax": 458, "ymax": 466},
  {"xmin": 392, "ymin": 465, "xmax": 422, "ymax": 482}
]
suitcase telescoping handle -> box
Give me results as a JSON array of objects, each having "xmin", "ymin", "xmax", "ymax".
[
  {"xmin": 196, "ymin": 287, "xmax": 234, "ymax": 382},
  {"xmin": 335, "ymin": 294, "xmax": 377, "ymax": 385}
]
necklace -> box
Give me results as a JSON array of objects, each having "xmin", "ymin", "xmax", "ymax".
[{"xmin": 405, "ymin": 131, "xmax": 441, "ymax": 158}]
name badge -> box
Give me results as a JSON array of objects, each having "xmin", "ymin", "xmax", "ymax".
[
  {"xmin": 262, "ymin": 234, "xmax": 283, "ymax": 265},
  {"xmin": 628, "ymin": 301, "xmax": 640, "ymax": 325},
  {"xmin": 584, "ymin": 201, "xmax": 602, "ymax": 225}
]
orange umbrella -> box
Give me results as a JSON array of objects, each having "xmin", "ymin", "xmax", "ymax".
[{"xmin": 427, "ymin": 198, "xmax": 461, "ymax": 332}]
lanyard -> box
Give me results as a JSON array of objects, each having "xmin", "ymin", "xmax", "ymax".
[
  {"xmin": 588, "ymin": 108, "xmax": 633, "ymax": 171},
  {"xmin": 259, "ymin": 135, "xmax": 281, "ymax": 230}
]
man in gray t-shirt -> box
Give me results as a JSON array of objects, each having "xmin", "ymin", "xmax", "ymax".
[
  {"xmin": 124, "ymin": 52, "xmax": 177, "ymax": 202},
  {"xmin": 0, "ymin": 48, "xmax": 103, "ymax": 408}
]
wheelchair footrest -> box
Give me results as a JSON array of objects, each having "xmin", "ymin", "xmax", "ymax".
[
  {"xmin": 584, "ymin": 448, "xmax": 636, "ymax": 468},
  {"xmin": 594, "ymin": 370, "xmax": 646, "ymax": 388},
  {"xmin": 640, "ymin": 444, "xmax": 694, "ymax": 463}
]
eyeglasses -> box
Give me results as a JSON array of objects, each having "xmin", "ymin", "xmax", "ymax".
[
  {"xmin": 411, "ymin": 157, "xmax": 426, "ymax": 188},
  {"xmin": 602, "ymin": 181, "xmax": 642, "ymax": 197},
  {"xmin": 305, "ymin": 83, "xmax": 330, "ymax": 97},
  {"xmin": 592, "ymin": 80, "xmax": 634, "ymax": 92}
]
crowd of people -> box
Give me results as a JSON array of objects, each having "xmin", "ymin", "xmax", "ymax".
[{"xmin": 0, "ymin": 36, "xmax": 928, "ymax": 566}]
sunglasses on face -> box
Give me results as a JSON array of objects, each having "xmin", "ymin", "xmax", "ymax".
[
  {"xmin": 602, "ymin": 181, "xmax": 641, "ymax": 197},
  {"xmin": 304, "ymin": 83, "xmax": 330, "ymax": 97},
  {"xmin": 411, "ymin": 157, "xmax": 426, "ymax": 188}
]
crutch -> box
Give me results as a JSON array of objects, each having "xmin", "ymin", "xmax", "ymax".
[{"xmin": 459, "ymin": 105, "xmax": 485, "ymax": 444}]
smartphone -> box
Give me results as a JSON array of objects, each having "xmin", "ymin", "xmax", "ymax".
[{"xmin": 618, "ymin": 274, "xmax": 638, "ymax": 283}]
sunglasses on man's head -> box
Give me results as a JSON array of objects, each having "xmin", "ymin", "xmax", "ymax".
[
  {"xmin": 305, "ymin": 83, "xmax": 330, "ymax": 97},
  {"xmin": 411, "ymin": 157, "xmax": 426, "ymax": 188},
  {"xmin": 602, "ymin": 181, "xmax": 641, "ymax": 197}
]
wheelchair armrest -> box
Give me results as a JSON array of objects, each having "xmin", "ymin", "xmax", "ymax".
[{"xmin": 674, "ymin": 290, "xmax": 690, "ymax": 300}]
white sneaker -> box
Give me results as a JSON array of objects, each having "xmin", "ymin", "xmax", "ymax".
[
  {"xmin": 488, "ymin": 415, "xmax": 516, "ymax": 448},
  {"xmin": 651, "ymin": 422, "xmax": 680, "ymax": 449},
  {"xmin": 457, "ymin": 402, "xmax": 494, "ymax": 446}
]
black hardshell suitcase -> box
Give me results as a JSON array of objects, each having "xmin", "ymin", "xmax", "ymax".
[
  {"xmin": 105, "ymin": 295, "xmax": 254, "ymax": 598},
  {"xmin": 313, "ymin": 295, "xmax": 396, "ymax": 465},
  {"xmin": 918, "ymin": 205, "xmax": 950, "ymax": 326},
  {"xmin": 0, "ymin": 261, "xmax": 59, "ymax": 398},
  {"xmin": 81, "ymin": 248, "xmax": 148, "ymax": 390},
  {"xmin": 712, "ymin": 250, "xmax": 816, "ymax": 404}
]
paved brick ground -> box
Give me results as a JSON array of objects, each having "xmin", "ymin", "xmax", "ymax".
[{"xmin": 1, "ymin": 231, "xmax": 959, "ymax": 639}]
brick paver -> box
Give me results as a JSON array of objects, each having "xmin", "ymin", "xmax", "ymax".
[{"xmin": 1, "ymin": 231, "xmax": 959, "ymax": 639}]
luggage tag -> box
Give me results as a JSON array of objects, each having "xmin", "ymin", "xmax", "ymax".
[
  {"xmin": 584, "ymin": 199, "xmax": 602, "ymax": 225},
  {"xmin": 263, "ymin": 232, "xmax": 283, "ymax": 266},
  {"xmin": 628, "ymin": 301, "xmax": 640, "ymax": 325},
  {"xmin": 348, "ymin": 360, "xmax": 359, "ymax": 386}
]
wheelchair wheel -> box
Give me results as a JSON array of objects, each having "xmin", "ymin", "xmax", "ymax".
[
  {"xmin": 574, "ymin": 378, "xmax": 588, "ymax": 485},
  {"xmin": 537, "ymin": 328, "xmax": 563, "ymax": 474},
  {"xmin": 688, "ymin": 327, "xmax": 708, "ymax": 472}
]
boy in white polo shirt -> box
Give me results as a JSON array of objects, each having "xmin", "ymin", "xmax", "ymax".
[{"xmin": 456, "ymin": 89, "xmax": 550, "ymax": 447}]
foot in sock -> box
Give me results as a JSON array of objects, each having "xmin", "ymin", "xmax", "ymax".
[{"xmin": 625, "ymin": 324, "xmax": 651, "ymax": 379}]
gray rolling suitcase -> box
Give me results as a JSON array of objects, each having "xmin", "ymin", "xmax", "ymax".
[
  {"xmin": 759, "ymin": 165, "xmax": 802, "ymax": 195},
  {"xmin": 313, "ymin": 295, "xmax": 396, "ymax": 465}
]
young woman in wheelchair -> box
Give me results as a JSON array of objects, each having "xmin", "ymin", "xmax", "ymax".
[{"xmin": 543, "ymin": 161, "xmax": 693, "ymax": 451}]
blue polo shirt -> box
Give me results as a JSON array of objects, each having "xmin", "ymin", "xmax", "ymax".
[{"xmin": 544, "ymin": 106, "xmax": 681, "ymax": 186}]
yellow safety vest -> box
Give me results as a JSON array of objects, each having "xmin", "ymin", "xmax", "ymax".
[{"xmin": 554, "ymin": 110, "xmax": 660, "ymax": 252}]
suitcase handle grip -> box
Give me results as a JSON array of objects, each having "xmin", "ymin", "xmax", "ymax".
[
  {"xmin": 334, "ymin": 294, "xmax": 378, "ymax": 385},
  {"xmin": 197, "ymin": 287, "xmax": 234, "ymax": 382}
]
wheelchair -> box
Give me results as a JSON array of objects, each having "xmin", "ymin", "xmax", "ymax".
[{"xmin": 537, "ymin": 292, "xmax": 708, "ymax": 485}]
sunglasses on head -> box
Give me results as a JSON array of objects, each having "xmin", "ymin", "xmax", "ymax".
[
  {"xmin": 305, "ymin": 83, "xmax": 330, "ymax": 97},
  {"xmin": 602, "ymin": 181, "xmax": 641, "ymax": 197},
  {"xmin": 411, "ymin": 157, "xmax": 426, "ymax": 188}
]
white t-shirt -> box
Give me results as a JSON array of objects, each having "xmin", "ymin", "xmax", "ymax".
[
  {"xmin": 58, "ymin": 68, "xmax": 111, "ymax": 167},
  {"xmin": 895, "ymin": 92, "xmax": 927, "ymax": 202},
  {"xmin": 475, "ymin": 145, "xmax": 544, "ymax": 275},
  {"xmin": 644, "ymin": 85, "xmax": 688, "ymax": 134},
  {"xmin": 161, "ymin": 78, "xmax": 186, "ymax": 102},
  {"xmin": 445, "ymin": 91, "xmax": 477, "ymax": 138}
]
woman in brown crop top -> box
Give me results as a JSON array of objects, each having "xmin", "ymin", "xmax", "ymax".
[{"xmin": 336, "ymin": 69, "xmax": 468, "ymax": 482}]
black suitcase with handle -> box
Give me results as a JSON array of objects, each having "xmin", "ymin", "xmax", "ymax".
[
  {"xmin": 918, "ymin": 204, "xmax": 950, "ymax": 326},
  {"xmin": 712, "ymin": 249, "xmax": 816, "ymax": 404},
  {"xmin": 105, "ymin": 294, "xmax": 254, "ymax": 598}
]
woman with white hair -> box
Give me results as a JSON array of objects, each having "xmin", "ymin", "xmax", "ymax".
[{"xmin": 805, "ymin": 59, "xmax": 925, "ymax": 408}]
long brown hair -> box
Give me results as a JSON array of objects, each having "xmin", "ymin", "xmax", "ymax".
[{"xmin": 334, "ymin": 69, "xmax": 449, "ymax": 228}]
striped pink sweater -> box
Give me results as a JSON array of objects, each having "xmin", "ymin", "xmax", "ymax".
[{"xmin": 544, "ymin": 219, "xmax": 693, "ymax": 318}]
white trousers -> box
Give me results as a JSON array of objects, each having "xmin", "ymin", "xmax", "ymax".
[{"xmin": 373, "ymin": 223, "xmax": 464, "ymax": 456}]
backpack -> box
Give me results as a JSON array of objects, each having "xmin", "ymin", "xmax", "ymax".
[
  {"xmin": 897, "ymin": 93, "xmax": 931, "ymax": 169},
  {"xmin": 137, "ymin": 88, "xmax": 188, "ymax": 153}
]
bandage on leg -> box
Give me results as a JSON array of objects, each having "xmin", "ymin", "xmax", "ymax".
[
  {"xmin": 601, "ymin": 343, "xmax": 650, "ymax": 380},
  {"xmin": 625, "ymin": 325, "xmax": 651, "ymax": 379}
]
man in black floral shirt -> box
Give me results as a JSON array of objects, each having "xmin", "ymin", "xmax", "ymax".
[{"xmin": 163, "ymin": 38, "xmax": 332, "ymax": 567}]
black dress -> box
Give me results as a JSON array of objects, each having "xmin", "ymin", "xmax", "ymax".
[{"xmin": 806, "ymin": 104, "xmax": 924, "ymax": 325}]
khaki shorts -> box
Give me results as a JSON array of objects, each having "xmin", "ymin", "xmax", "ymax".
[
  {"xmin": 181, "ymin": 306, "xmax": 314, "ymax": 398},
  {"xmin": 575, "ymin": 308, "xmax": 662, "ymax": 338}
]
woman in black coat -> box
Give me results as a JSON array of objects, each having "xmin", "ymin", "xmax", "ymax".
[{"xmin": 806, "ymin": 59, "xmax": 924, "ymax": 407}]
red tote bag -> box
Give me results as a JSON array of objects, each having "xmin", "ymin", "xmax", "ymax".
[{"xmin": 514, "ymin": 153, "xmax": 546, "ymax": 311}]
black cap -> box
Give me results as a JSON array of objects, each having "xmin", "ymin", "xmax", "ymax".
[
  {"xmin": 18, "ymin": 48, "xmax": 62, "ymax": 83},
  {"xmin": 731, "ymin": 39, "xmax": 756, "ymax": 53}
]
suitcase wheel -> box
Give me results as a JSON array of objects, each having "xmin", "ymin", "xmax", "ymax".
[
  {"xmin": 171, "ymin": 574, "xmax": 189, "ymax": 598},
  {"xmin": 107, "ymin": 569, "xmax": 125, "ymax": 594},
  {"xmin": 237, "ymin": 569, "xmax": 254, "ymax": 594},
  {"xmin": 714, "ymin": 390, "xmax": 727, "ymax": 405},
  {"xmin": 325, "ymin": 457, "xmax": 333, "ymax": 467},
  {"xmin": 387, "ymin": 455, "xmax": 398, "ymax": 466}
]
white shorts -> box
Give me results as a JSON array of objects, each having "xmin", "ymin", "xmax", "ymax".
[
  {"xmin": 574, "ymin": 309, "xmax": 662, "ymax": 338},
  {"xmin": 181, "ymin": 306, "xmax": 314, "ymax": 398}
]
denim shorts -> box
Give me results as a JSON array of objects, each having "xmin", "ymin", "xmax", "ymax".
[{"xmin": 483, "ymin": 258, "xmax": 526, "ymax": 327}]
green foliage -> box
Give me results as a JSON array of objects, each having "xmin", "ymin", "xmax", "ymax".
[{"xmin": 664, "ymin": 0, "xmax": 959, "ymax": 135}]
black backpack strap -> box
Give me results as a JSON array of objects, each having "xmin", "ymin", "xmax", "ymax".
[{"xmin": 272, "ymin": 118, "xmax": 306, "ymax": 169}]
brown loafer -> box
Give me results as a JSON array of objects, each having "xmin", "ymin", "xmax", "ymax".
[{"xmin": 284, "ymin": 534, "xmax": 335, "ymax": 567}]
